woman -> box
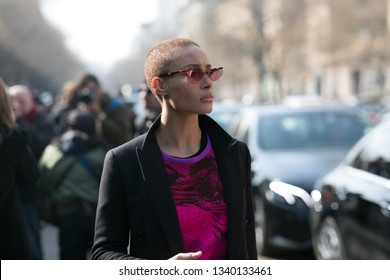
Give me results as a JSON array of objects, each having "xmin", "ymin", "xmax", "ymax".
[
  {"xmin": 92, "ymin": 38, "xmax": 257, "ymax": 260},
  {"xmin": 0, "ymin": 77, "xmax": 39, "ymax": 259}
]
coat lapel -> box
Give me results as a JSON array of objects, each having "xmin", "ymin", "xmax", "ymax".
[
  {"xmin": 213, "ymin": 140, "xmax": 245, "ymax": 259},
  {"xmin": 136, "ymin": 133, "xmax": 184, "ymax": 255}
]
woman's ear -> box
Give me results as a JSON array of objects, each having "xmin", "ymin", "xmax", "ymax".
[{"xmin": 151, "ymin": 77, "xmax": 167, "ymax": 98}]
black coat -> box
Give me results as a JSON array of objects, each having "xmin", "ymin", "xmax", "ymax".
[
  {"xmin": 0, "ymin": 127, "xmax": 39, "ymax": 259},
  {"xmin": 92, "ymin": 115, "xmax": 257, "ymax": 260}
]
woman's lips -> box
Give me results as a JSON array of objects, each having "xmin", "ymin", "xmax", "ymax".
[{"xmin": 200, "ymin": 94, "xmax": 213, "ymax": 102}]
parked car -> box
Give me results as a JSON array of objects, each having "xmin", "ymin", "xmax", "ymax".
[
  {"xmin": 310, "ymin": 119, "xmax": 390, "ymax": 259},
  {"xmin": 282, "ymin": 95, "xmax": 337, "ymax": 108},
  {"xmin": 230, "ymin": 105, "xmax": 370, "ymax": 257},
  {"xmin": 349, "ymin": 101, "xmax": 385, "ymax": 125},
  {"xmin": 378, "ymin": 105, "xmax": 390, "ymax": 123}
]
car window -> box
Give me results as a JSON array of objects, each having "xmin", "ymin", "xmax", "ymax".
[
  {"xmin": 351, "ymin": 126, "xmax": 390, "ymax": 179},
  {"xmin": 258, "ymin": 112, "xmax": 366, "ymax": 150}
]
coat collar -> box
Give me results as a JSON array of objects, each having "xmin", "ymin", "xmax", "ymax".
[{"xmin": 140, "ymin": 114, "xmax": 236, "ymax": 152}]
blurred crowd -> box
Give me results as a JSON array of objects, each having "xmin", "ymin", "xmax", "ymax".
[{"xmin": 0, "ymin": 73, "xmax": 161, "ymax": 260}]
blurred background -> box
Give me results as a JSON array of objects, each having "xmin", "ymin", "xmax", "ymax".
[
  {"xmin": 1, "ymin": 0, "xmax": 390, "ymax": 106},
  {"xmin": 2, "ymin": 0, "xmax": 390, "ymax": 260}
]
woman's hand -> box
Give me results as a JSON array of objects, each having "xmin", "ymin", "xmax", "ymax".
[{"xmin": 169, "ymin": 251, "xmax": 202, "ymax": 260}]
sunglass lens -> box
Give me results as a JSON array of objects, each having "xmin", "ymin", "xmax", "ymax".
[
  {"xmin": 189, "ymin": 69, "xmax": 205, "ymax": 81},
  {"xmin": 187, "ymin": 68, "xmax": 223, "ymax": 81},
  {"xmin": 209, "ymin": 68, "xmax": 222, "ymax": 81}
]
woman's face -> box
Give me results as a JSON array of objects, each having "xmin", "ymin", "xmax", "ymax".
[{"xmin": 161, "ymin": 46, "xmax": 217, "ymax": 116}]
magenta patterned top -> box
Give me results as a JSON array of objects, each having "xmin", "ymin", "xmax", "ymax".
[{"xmin": 161, "ymin": 136, "xmax": 228, "ymax": 259}]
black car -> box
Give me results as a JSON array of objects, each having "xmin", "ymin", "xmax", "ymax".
[
  {"xmin": 230, "ymin": 105, "xmax": 370, "ymax": 257},
  {"xmin": 310, "ymin": 119, "xmax": 390, "ymax": 259}
]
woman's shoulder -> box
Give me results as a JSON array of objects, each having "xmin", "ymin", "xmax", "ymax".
[
  {"xmin": 1, "ymin": 127, "xmax": 28, "ymax": 149},
  {"xmin": 110, "ymin": 134, "xmax": 146, "ymax": 155}
]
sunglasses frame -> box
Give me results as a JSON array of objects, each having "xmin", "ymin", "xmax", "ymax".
[{"xmin": 159, "ymin": 67, "xmax": 223, "ymax": 81}]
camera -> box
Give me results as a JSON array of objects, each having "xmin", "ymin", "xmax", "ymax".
[{"xmin": 78, "ymin": 88, "xmax": 95, "ymax": 104}]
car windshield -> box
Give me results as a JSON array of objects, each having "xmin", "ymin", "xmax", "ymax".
[{"xmin": 258, "ymin": 111, "xmax": 367, "ymax": 150}]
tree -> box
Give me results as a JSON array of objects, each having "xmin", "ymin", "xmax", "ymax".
[{"xmin": 0, "ymin": 0, "xmax": 84, "ymax": 93}]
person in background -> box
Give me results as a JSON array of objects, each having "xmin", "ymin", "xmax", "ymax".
[
  {"xmin": 9, "ymin": 84, "xmax": 56, "ymax": 259},
  {"xmin": 92, "ymin": 38, "xmax": 257, "ymax": 260},
  {"xmin": 9, "ymin": 85, "xmax": 56, "ymax": 160},
  {"xmin": 134, "ymin": 82, "xmax": 162, "ymax": 137},
  {"xmin": 0, "ymin": 77, "xmax": 39, "ymax": 259},
  {"xmin": 37, "ymin": 109, "xmax": 107, "ymax": 259},
  {"xmin": 72, "ymin": 73, "xmax": 133, "ymax": 148},
  {"xmin": 50, "ymin": 80, "xmax": 77, "ymax": 135}
]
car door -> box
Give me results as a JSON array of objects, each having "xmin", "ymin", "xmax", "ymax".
[{"xmin": 339, "ymin": 123, "xmax": 390, "ymax": 259}]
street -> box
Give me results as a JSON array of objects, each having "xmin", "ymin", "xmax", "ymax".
[{"xmin": 41, "ymin": 222, "xmax": 59, "ymax": 260}]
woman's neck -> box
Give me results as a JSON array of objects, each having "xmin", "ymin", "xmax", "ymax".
[{"xmin": 156, "ymin": 113, "xmax": 201, "ymax": 158}]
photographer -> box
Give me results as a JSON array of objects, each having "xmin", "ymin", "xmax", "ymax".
[
  {"xmin": 70, "ymin": 73, "xmax": 133, "ymax": 148},
  {"xmin": 133, "ymin": 83, "xmax": 161, "ymax": 137}
]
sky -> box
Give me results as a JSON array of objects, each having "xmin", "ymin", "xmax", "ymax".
[{"xmin": 39, "ymin": 0, "xmax": 158, "ymax": 71}]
